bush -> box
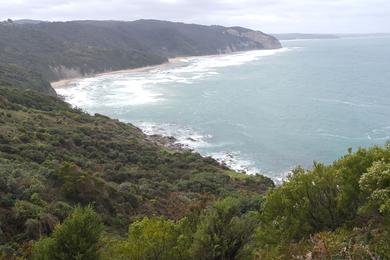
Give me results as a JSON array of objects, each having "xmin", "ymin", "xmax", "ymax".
[
  {"xmin": 104, "ymin": 216, "xmax": 191, "ymax": 260},
  {"xmin": 32, "ymin": 205, "xmax": 103, "ymax": 260},
  {"xmin": 191, "ymin": 197, "xmax": 261, "ymax": 259}
]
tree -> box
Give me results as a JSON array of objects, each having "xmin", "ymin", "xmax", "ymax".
[
  {"xmin": 32, "ymin": 205, "xmax": 103, "ymax": 260},
  {"xmin": 359, "ymin": 160, "xmax": 390, "ymax": 218},
  {"xmin": 191, "ymin": 197, "xmax": 261, "ymax": 260},
  {"xmin": 103, "ymin": 216, "xmax": 191, "ymax": 260},
  {"xmin": 333, "ymin": 146, "xmax": 388, "ymax": 221},
  {"xmin": 258, "ymin": 165, "xmax": 341, "ymax": 243}
]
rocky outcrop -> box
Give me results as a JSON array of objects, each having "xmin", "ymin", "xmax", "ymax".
[{"xmin": 50, "ymin": 65, "xmax": 84, "ymax": 80}]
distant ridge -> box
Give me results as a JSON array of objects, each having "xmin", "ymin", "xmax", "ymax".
[
  {"xmin": 0, "ymin": 19, "xmax": 281, "ymax": 94},
  {"xmin": 337, "ymin": 33, "xmax": 390, "ymax": 37},
  {"xmin": 273, "ymin": 33, "xmax": 339, "ymax": 40}
]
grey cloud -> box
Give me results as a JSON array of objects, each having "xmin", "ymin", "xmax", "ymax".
[{"xmin": 0, "ymin": 0, "xmax": 389, "ymax": 33}]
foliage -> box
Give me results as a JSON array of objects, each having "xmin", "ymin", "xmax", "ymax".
[
  {"xmin": 258, "ymin": 164, "xmax": 341, "ymax": 243},
  {"xmin": 102, "ymin": 196, "xmax": 263, "ymax": 260},
  {"xmin": 103, "ymin": 217, "xmax": 192, "ymax": 260},
  {"xmin": 359, "ymin": 160, "xmax": 390, "ymax": 218},
  {"xmin": 0, "ymin": 86, "xmax": 273, "ymax": 256},
  {"xmin": 32, "ymin": 205, "xmax": 103, "ymax": 260},
  {"xmin": 0, "ymin": 20, "xmax": 279, "ymax": 83},
  {"xmin": 191, "ymin": 196, "xmax": 261, "ymax": 259},
  {"xmin": 0, "ymin": 64, "xmax": 55, "ymax": 95},
  {"xmin": 1, "ymin": 86, "xmax": 389, "ymax": 259},
  {"xmin": 254, "ymin": 146, "xmax": 390, "ymax": 259}
]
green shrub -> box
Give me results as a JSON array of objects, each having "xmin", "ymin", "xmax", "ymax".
[
  {"xmin": 104, "ymin": 216, "xmax": 191, "ymax": 260},
  {"xmin": 32, "ymin": 205, "xmax": 103, "ymax": 260},
  {"xmin": 191, "ymin": 197, "xmax": 261, "ymax": 259}
]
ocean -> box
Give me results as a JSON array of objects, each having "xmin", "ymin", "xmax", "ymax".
[{"xmin": 57, "ymin": 36, "xmax": 390, "ymax": 181}]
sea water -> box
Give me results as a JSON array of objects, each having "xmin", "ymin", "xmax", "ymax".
[{"xmin": 57, "ymin": 36, "xmax": 390, "ymax": 180}]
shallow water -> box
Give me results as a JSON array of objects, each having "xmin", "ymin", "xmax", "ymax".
[{"xmin": 58, "ymin": 36, "xmax": 390, "ymax": 180}]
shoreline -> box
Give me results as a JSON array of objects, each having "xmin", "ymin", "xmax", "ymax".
[
  {"xmin": 51, "ymin": 57, "xmax": 187, "ymax": 89},
  {"xmin": 50, "ymin": 48, "xmax": 284, "ymax": 89},
  {"xmin": 53, "ymin": 48, "xmax": 287, "ymax": 181}
]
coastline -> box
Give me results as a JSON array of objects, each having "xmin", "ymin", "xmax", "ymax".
[
  {"xmin": 51, "ymin": 57, "xmax": 187, "ymax": 89},
  {"xmin": 50, "ymin": 48, "xmax": 285, "ymax": 89},
  {"xmin": 53, "ymin": 48, "xmax": 288, "ymax": 180}
]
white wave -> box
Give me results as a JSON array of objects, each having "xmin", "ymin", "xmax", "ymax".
[
  {"xmin": 134, "ymin": 121, "xmax": 294, "ymax": 183},
  {"xmin": 56, "ymin": 78, "xmax": 101, "ymax": 107},
  {"xmin": 136, "ymin": 122, "xmax": 212, "ymax": 149},
  {"xmin": 272, "ymin": 169, "xmax": 293, "ymax": 185},
  {"xmin": 57, "ymin": 75, "xmax": 167, "ymax": 108},
  {"xmin": 208, "ymin": 151, "xmax": 261, "ymax": 175},
  {"xmin": 210, "ymin": 152, "xmax": 296, "ymax": 184},
  {"xmin": 58, "ymin": 48, "xmax": 291, "ymax": 108},
  {"xmin": 169, "ymin": 48, "xmax": 290, "ymax": 73},
  {"xmin": 318, "ymin": 133, "xmax": 354, "ymax": 139},
  {"xmin": 136, "ymin": 122, "xmax": 262, "ymax": 174},
  {"xmin": 368, "ymin": 127, "xmax": 390, "ymax": 140},
  {"xmin": 318, "ymin": 130, "xmax": 390, "ymax": 141},
  {"xmin": 209, "ymin": 152, "xmax": 296, "ymax": 184},
  {"xmin": 313, "ymin": 98, "xmax": 373, "ymax": 108}
]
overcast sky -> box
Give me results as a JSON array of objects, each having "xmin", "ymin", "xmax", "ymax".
[{"xmin": 0, "ymin": 0, "xmax": 389, "ymax": 33}]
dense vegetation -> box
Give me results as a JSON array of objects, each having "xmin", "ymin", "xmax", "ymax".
[
  {"xmin": 0, "ymin": 19, "xmax": 281, "ymax": 85},
  {"xmin": 0, "ymin": 64, "xmax": 56, "ymax": 96},
  {"xmin": 0, "ymin": 85, "xmax": 389, "ymax": 259},
  {"xmin": 0, "ymin": 86, "xmax": 274, "ymax": 259},
  {"xmin": 1, "ymin": 19, "xmax": 387, "ymax": 258}
]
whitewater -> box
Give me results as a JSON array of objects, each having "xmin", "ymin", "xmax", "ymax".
[{"xmin": 57, "ymin": 36, "xmax": 390, "ymax": 181}]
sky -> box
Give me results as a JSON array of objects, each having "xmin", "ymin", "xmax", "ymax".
[{"xmin": 0, "ymin": 0, "xmax": 389, "ymax": 33}]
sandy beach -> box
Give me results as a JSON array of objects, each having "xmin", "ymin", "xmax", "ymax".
[
  {"xmin": 50, "ymin": 51, "xmax": 271, "ymax": 89},
  {"xmin": 51, "ymin": 57, "xmax": 187, "ymax": 89}
]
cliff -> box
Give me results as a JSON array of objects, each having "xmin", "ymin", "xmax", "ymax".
[{"xmin": 0, "ymin": 19, "xmax": 281, "ymax": 93}]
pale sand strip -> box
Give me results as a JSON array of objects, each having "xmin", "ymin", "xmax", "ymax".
[
  {"xmin": 51, "ymin": 48, "xmax": 285, "ymax": 89},
  {"xmin": 51, "ymin": 57, "xmax": 188, "ymax": 89}
]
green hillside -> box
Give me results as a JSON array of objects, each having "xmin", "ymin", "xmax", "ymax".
[
  {"xmin": 0, "ymin": 64, "xmax": 56, "ymax": 96},
  {"xmin": 0, "ymin": 86, "xmax": 274, "ymax": 258},
  {"xmin": 0, "ymin": 19, "xmax": 281, "ymax": 86},
  {"xmin": 0, "ymin": 85, "xmax": 388, "ymax": 259}
]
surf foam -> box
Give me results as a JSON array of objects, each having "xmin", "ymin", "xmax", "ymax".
[{"xmin": 58, "ymin": 48, "xmax": 290, "ymax": 109}]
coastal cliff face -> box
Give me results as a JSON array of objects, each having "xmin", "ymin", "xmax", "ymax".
[
  {"xmin": 225, "ymin": 27, "xmax": 282, "ymax": 50},
  {"xmin": 0, "ymin": 19, "xmax": 281, "ymax": 93}
]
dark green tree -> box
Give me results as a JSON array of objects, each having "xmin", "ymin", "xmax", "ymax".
[
  {"xmin": 32, "ymin": 205, "xmax": 103, "ymax": 260},
  {"xmin": 191, "ymin": 197, "xmax": 261, "ymax": 260}
]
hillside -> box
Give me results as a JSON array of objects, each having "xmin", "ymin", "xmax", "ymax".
[
  {"xmin": 0, "ymin": 20, "xmax": 388, "ymax": 259},
  {"xmin": 0, "ymin": 85, "xmax": 389, "ymax": 259},
  {"xmin": 0, "ymin": 64, "xmax": 56, "ymax": 96},
  {"xmin": 0, "ymin": 19, "xmax": 281, "ymax": 86},
  {"xmin": 0, "ymin": 86, "xmax": 274, "ymax": 258}
]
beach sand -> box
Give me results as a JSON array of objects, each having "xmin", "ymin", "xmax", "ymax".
[
  {"xmin": 50, "ymin": 51, "xmax": 262, "ymax": 89},
  {"xmin": 51, "ymin": 57, "xmax": 188, "ymax": 89}
]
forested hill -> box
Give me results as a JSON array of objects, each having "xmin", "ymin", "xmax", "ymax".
[
  {"xmin": 0, "ymin": 64, "xmax": 56, "ymax": 96},
  {"xmin": 0, "ymin": 85, "xmax": 389, "ymax": 259},
  {"xmin": 0, "ymin": 19, "xmax": 281, "ymax": 90},
  {"xmin": 0, "ymin": 86, "xmax": 274, "ymax": 258}
]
